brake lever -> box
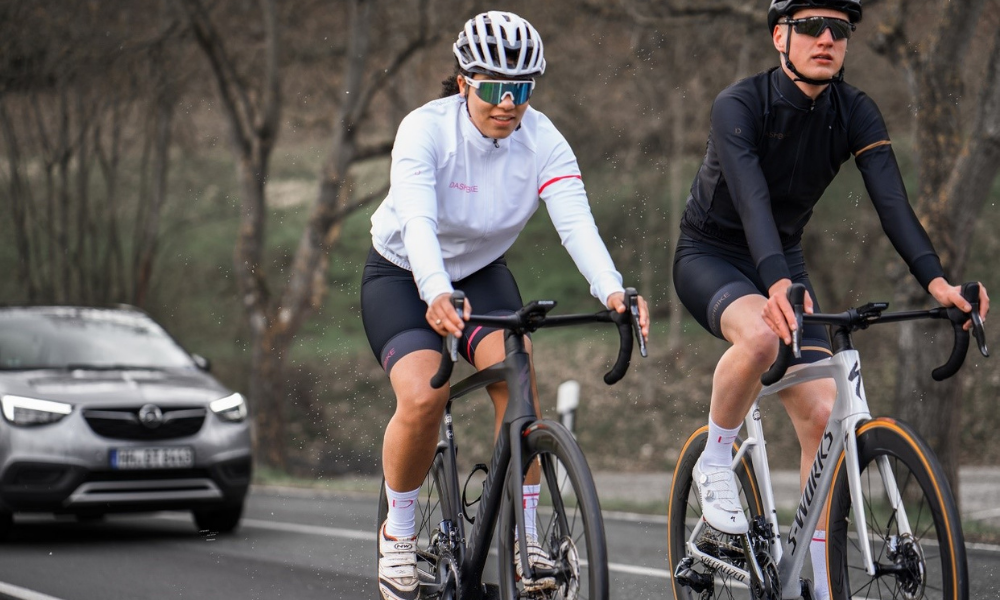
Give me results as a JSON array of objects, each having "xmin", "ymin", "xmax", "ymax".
[
  {"xmin": 790, "ymin": 284, "xmax": 804, "ymax": 359},
  {"xmin": 449, "ymin": 294, "xmax": 465, "ymax": 361},
  {"xmin": 627, "ymin": 288, "xmax": 648, "ymax": 358},
  {"xmin": 970, "ymin": 298, "xmax": 989, "ymax": 358}
]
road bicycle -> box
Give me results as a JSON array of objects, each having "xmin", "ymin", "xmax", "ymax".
[
  {"xmin": 667, "ymin": 282, "xmax": 988, "ymax": 600},
  {"xmin": 376, "ymin": 289, "xmax": 647, "ymax": 600}
]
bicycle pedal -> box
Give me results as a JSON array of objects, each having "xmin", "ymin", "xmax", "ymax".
[
  {"xmin": 794, "ymin": 577, "xmax": 814, "ymax": 600},
  {"xmin": 674, "ymin": 558, "xmax": 713, "ymax": 594}
]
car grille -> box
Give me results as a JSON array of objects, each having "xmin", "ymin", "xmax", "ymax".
[{"xmin": 82, "ymin": 406, "xmax": 207, "ymax": 440}]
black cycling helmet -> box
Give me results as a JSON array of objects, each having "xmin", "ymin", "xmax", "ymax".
[{"xmin": 768, "ymin": 0, "xmax": 863, "ymax": 32}]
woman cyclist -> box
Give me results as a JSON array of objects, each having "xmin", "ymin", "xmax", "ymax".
[
  {"xmin": 671, "ymin": 1, "xmax": 989, "ymax": 598},
  {"xmin": 361, "ymin": 11, "xmax": 650, "ymax": 600}
]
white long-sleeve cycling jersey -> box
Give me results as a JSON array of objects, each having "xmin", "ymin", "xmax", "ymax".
[{"xmin": 370, "ymin": 94, "xmax": 624, "ymax": 306}]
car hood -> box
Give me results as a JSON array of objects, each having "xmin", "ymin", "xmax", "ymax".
[{"xmin": 0, "ymin": 369, "xmax": 232, "ymax": 406}]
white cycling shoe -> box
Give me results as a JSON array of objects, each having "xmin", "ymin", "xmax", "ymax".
[
  {"xmin": 378, "ymin": 521, "xmax": 419, "ymax": 600},
  {"xmin": 693, "ymin": 459, "xmax": 749, "ymax": 535},
  {"xmin": 514, "ymin": 535, "xmax": 558, "ymax": 591}
]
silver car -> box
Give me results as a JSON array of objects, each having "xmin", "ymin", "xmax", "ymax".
[{"xmin": 0, "ymin": 306, "xmax": 252, "ymax": 538}]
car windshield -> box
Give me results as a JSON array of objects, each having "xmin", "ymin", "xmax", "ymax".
[{"xmin": 0, "ymin": 307, "xmax": 197, "ymax": 370}]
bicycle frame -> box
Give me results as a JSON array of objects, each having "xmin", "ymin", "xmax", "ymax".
[
  {"xmin": 677, "ymin": 281, "xmax": 984, "ymax": 599},
  {"xmin": 686, "ymin": 347, "xmax": 899, "ymax": 598},
  {"xmin": 433, "ymin": 328, "xmax": 545, "ymax": 594}
]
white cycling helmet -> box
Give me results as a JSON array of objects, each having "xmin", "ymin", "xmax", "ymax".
[{"xmin": 453, "ymin": 11, "xmax": 546, "ymax": 78}]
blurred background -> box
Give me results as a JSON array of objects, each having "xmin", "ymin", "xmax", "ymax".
[{"xmin": 0, "ymin": 0, "xmax": 997, "ymax": 506}]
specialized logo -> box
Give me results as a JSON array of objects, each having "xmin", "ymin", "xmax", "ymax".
[
  {"xmin": 849, "ymin": 361, "xmax": 863, "ymax": 398},
  {"xmin": 787, "ymin": 429, "xmax": 834, "ymax": 552},
  {"xmin": 449, "ymin": 181, "xmax": 479, "ymax": 193}
]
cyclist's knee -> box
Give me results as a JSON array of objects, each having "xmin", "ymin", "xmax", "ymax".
[
  {"xmin": 734, "ymin": 323, "xmax": 780, "ymax": 370},
  {"xmin": 784, "ymin": 381, "xmax": 834, "ymax": 439},
  {"xmin": 394, "ymin": 386, "xmax": 449, "ymax": 428}
]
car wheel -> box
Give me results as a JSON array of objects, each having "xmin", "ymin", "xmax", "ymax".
[{"xmin": 193, "ymin": 502, "xmax": 244, "ymax": 534}]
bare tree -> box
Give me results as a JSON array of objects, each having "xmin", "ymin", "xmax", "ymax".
[
  {"xmin": 0, "ymin": 0, "xmax": 185, "ymax": 307},
  {"xmin": 177, "ymin": 0, "xmax": 442, "ymax": 469},
  {"xmin": 870, "ymin": 0, "xmax": 1000, "ymax": 493}
]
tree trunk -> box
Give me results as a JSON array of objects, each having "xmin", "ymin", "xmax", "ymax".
[
  {"xmin": 134, "ymin": 87, "xmax": 175, "ymax": 308},
  {"xmin": 0, "ymin": 100, "xmax": 39, "ymax": 302},
  {"xmin": 664, "ymin": 72, "xmax": 686, "ymax": 355},
  {"xmin": 885, "ymin": 1, "xmax": 999, "ymax": 497}
]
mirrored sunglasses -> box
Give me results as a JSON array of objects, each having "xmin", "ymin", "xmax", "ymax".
[
  {"xmin": 463, "ymin": 76, "xmax": 535, "ymax": 105},
  {"xmin": 782, "ymin": 16, "xmax": 855, "ymax": 40}
]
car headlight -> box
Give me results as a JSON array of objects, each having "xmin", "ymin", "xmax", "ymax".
[
  {"xmin": 1, "ymin": 395, "xmax": 73, "ymax": 426},
  {"xmin": 210, "ymin": 393, "xmax": 247, "ymax": 422}
]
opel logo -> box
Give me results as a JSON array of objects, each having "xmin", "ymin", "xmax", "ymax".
[{"xmin": 138, "ymin": 404, "xmax": 164, "ymax": 429}]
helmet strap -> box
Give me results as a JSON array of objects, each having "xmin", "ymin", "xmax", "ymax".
[{"xmin": 781, "ymin": 24, "xmax": 844, "ymax": 86}]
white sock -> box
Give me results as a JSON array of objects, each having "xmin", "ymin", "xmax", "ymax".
[
  {"xmin": 702, "ymin": 417, "xmax": 741, "ymax": 468},
  {"xmin": 385, "ymin": 483, "xmax": 420, "ymax": 539},
  {"xmin": 810, "ymin": 530, "xmax": 829, "ymax": 600},
  {"xmin": 522, "ymin": 484, "xmax": 541, "ymax": 539}
]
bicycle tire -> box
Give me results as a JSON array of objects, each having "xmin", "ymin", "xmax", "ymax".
[
  {"xmin": 497, "ymin": 420, "xmax": 608, "ymax": 600},
  {"xmin": 376, "ymin": 449, "xmax": 457, "ymax": 600},
  {"xmin": 826, "ymin": 418, "xmax": 968, "ymax": 600},
  {"xmin": 667, "ymin": 425, "xmax": 767, "ymax": 600}
]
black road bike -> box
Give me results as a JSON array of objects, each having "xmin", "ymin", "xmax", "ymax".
[{"xmin": 377, "ymin": 289, "xmax": 646, "ymax": 600}]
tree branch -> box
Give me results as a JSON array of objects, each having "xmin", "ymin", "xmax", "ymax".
[
  {"xmin": 175, "ymin": 0, "xmax": 254, "ymax": 153},
  {"xmin": 350, "ymin": 0, "xmax": 437, "ymax": 126},
  {"xmin": 579, "ymin": 0, "xmax": 754, "ymax": 27},
  {"xmin": 354, "ymin": 140, "xmax": 394, "ymax": 162},
  {"xmin": 329, "ymin": 183, "xmax": 388, "ymax": 224}
]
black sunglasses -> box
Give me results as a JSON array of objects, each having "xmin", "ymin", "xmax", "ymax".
[{"xmin": 781, "ymin": 16, "xmax": 856, "ymax": 41}]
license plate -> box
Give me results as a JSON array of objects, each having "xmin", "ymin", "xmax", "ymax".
[{"xmin": 110, "ymin": 447, "xmax": 194, "ymax": 470}]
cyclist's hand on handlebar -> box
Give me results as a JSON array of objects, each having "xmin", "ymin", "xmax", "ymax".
[
  {"xmin": 427, "ymin": 292, "xmax": 471, "ymax": 337},
  {"xmin": 928, "ymin": 277, "xmax": 990, "ymax": 331},
  {"xmin": 607, "ymin": 291, "xmax": 650, "ymax": 340},
  {"xmin": 762, "ymin": 278, "xmax": 813, "ymax": 345}
]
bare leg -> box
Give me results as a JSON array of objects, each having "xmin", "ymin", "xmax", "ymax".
[
  {"xmin": 711, "ymin": 295, "xmax": 780, "ymax": 428},
  {"xmin": 382, "ymin": 350, "xmax": 452, "ymax": 493},
  {"xmin": 779, "ymin": 377, "xmax": 835, "ymax": 529}
]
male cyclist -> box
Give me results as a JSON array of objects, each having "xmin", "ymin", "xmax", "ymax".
[
  {"xmin": 672, "ymin": 1, "xmax": 989, "ymax": 598},
  {"xmin": 363, "ymin": 11, "xmax": 649, "ymax": 600}
]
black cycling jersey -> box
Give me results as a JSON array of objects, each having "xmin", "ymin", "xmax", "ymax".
[{"xmin": 680, "ymin": 67, "xmax": 944, "ymax": 290}]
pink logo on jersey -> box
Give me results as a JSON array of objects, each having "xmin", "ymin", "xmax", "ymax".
[{"xmin": 449, "ymin": 181, "xmax": 479, "ymax": 193}]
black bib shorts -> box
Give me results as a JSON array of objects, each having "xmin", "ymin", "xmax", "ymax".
[
  {"xmin": 672, "ymin": 233, "xmax": 832, "ymax": 365},
  {"xmin": 361, "ymin": 247, "xmax": 524, "ymax": 375}
]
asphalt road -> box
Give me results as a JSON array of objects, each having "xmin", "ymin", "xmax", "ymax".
[{"xmin": 0, "ymin": 483, "xmax": 997, "ymax": 600}]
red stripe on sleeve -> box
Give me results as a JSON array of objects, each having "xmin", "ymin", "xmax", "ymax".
[{"xmin": 538, "ymin": 174, "xmax": 582, "ymax": 196}]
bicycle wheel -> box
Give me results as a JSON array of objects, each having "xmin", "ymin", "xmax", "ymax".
[
  {"xmin": 376, "ymin": 449, "xmax": 458, "ymax": 599},
  {"xmin": 827, "ymin": 418, "xmax": 968, "ymax": 600},
  {"xmin": 497, "ymin": 420, "xmax": 608, "ymax": 600},
  {"xmin": 667, "ymin": 425, "xmax": 767, "ymax": 600}
]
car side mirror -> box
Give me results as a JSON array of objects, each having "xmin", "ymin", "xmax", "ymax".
[{"xmin": 192, "ymin": 354, "xmax": 211, "ymax": 372}]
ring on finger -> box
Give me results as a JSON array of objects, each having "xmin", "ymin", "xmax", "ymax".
[{"xmin": 435, "ymin": 319, "xmax": 442, "ymax": 326}]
